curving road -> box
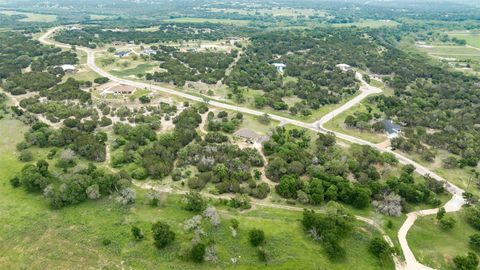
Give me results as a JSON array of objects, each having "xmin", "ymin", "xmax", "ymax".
[{"xmin": 39, "ymin": 27, "xmax": 466, "ymax": 270}]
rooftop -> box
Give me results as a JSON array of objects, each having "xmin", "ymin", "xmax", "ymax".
[
  {"xmin": 234, "ymin": 128, "xmax": 260, "ymax": 140},
  {"xmin": 59, "ymin": 64, "xmax": 76, "ymax": 71},
  {"xmin": 107, "ymin": 84, "xmax": 137, "ymax": 94},
  {"xmin": 383, "ymin": 120, "xmax": 401, "ymax": 135}
]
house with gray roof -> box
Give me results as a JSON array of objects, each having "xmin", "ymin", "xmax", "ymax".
[
  {"xmin": 383, "ymin": 120, "xmax": 401, "ymax": 139},
  {"xmin": 234, "ymin": 128, "xmax": 270, "ymax": 144}
]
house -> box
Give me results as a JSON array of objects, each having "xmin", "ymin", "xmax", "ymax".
[
  {"xmin": 234, "ymin": 128, "xmax": 270, "ymax": 144},
  {"xmin": 114, "ymin": 51, "xmax": 130, "ymax": 58},
  {"xmin": 59, "ymin": 64, "xmax": 76, "ymax": 73},
  {"xmin": 336, "ymin": 63, "xmax": 352, "ymax": 72},
  {"xmin": 142, "ymin": 49, "xmax": 157, "ymax": 55},
  {"xmin": 383, "ymin": 120, "xmax": 401, "ymax": 139},
  {"xmin": 103, "ymin": 84, "xmax": 137, "ymax": 95},
  {"xmin": 272, "ymin": 63, "xmax": 286, "ymax": 73},
  {"xmin": 234, "ymin": 128, "xmax": 260, "ymax": 144}
]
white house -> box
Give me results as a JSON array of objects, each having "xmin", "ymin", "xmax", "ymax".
[
  {"xmin": 272, "ymin": 63, "xmax": 286, "ymax": 73},
  {"xmin": 142, "ymin": 49, "xmax": 157, "ymax": 55},
  {"xmin": 59, "ymin": 64, "xmax": 76, "ymax": 73}
]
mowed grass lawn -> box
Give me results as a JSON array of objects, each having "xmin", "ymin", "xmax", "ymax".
[
  {"xmin": 408, "ymin": 211, "xmax": 479, "ymax": 269},
  {"xmin": 0, "ymin": 118, "xmax": 392, "ymax": 269}
]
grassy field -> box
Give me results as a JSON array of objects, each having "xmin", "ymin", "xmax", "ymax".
[
  {"xmin": 331, "ymin": 20, "xmax": 399, "ymax": 28},
  {"xmin": 96, "ymin": 53, "xmax": 160, "ymax": 79},
  {"xmin": 447, "ymin": 31, "xmax": 480, "ymax": 48},
  {"xmin": 408, "ymin": 211, "xmax": 477, "ymax": 269},
  {"xmin": 417, "ymin": 45, "xmax": 479, "ymax": 55},
  {"xmin": 110, "ymin": 63, "xmax": 159, "ymax": 78},
  {"xmin": 412, "ymin": 39, "xmax": 480, "ymax": 75},
  {"xmin": 0, "ymin": 10, "xmax": 57, "ymax": 22},
  {"xmin": 165, "ymin": 17, "xmax": 251, "ymax": 26},
  {"xmin": 0, "ymin": 117, "xmax": 393, "ymax": 270}
]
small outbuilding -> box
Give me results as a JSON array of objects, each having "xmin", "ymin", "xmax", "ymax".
[
  {"xmin": 272, "ymin": 63, "xmax": 286, "ymax": 73},
  {"xmin": 383, "ymin": 120, "xmax": 401, "ymax": 139}
]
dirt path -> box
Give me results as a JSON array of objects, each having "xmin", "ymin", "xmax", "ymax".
[{"xmin": 134, "ymin": 180, "xmax": 402, "ymax": 267}]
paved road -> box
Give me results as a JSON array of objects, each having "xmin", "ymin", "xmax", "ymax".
[
  {"xmin": 314, "ymin": 72, "xmax": 382, "ymax": 127},
  {"xmin": 40, "ymin": 27, "xmax": 466, "ymax": 270}
]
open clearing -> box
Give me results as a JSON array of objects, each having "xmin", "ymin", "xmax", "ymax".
[
  {"xmin": 0, "ymin": 117, "xmax": 393, "ymax": 270},
  {"xmin": 408, "ymin": 211, "xmax": 477, "ymax": 269},
  {"xmin": 0, "ymin": 10, "xmax": 57, "ymax": 22},
  {"xmin": 331, "ymin": 20, "xmax": 399, "ymax": 28},
  {"xmin": 447, "ymin": 31, "xmax": 480, "ymax": 48}
]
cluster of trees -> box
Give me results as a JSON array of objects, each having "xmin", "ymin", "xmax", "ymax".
[
  {"xmin": 366, "ymin": 27, "xmax": 480, "ymax": 166},
  {"xmin": 20, "ymin": 123, "xmax": 107, "ymax": 162},
  {"xmin": 263, "ymin": 127, "xmax": 445, "ymax": 211},
  {"xmin": 415, "ymin": 31, "xmax": 467, "ymax": 46},
  {"xmin": 10, "ymin": 161, "xmax": 131, "ymax": 208},
  {"xmin": 111, "ymin": 107, "xmax": 202, "ymax": 179},
  {"xmin": 390, "ymin": 130, "xmax": 436, "ymax": 162},
  {"xmin": 147, "ymin": 49, "xmax": 236, "ymax": 86},
  {"xmin": 344, "ymin": 108, "xmax": 385, "ymax": 132},
  {"xmin": 225, "ymin": 28, "xmax": 365, "ymax": 112},
  {"xmin": 302, "ymin": 203, "xmax": 354, "ymax": 259},
  {"xmin": 3, "ymin": 71, "xmax": 59, "ymax": 95},
  {"xmin": 206, "ymin": 110, "xmax": 243, "ymax": 133},
  {"xmin": 110, "ymin": 104, "xmax": 271, "ymax": 199},
  {"xmin": 178, "ymin": 142, "xmax": 269, "ymax": 198},
  {"xmin": 0, "ymin": 32, "xmax": 80, "ymax": 97},
  {"xmin": 53, "ymin": 23, "xmax": 255, "ymax": 48},
  {"xmin": 19, "ymin": 97, "xmax": 97, "ymax": 124},
  {"xmin": 0, "ymin": 32, "xmax": 67, "ymax": 80}
]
